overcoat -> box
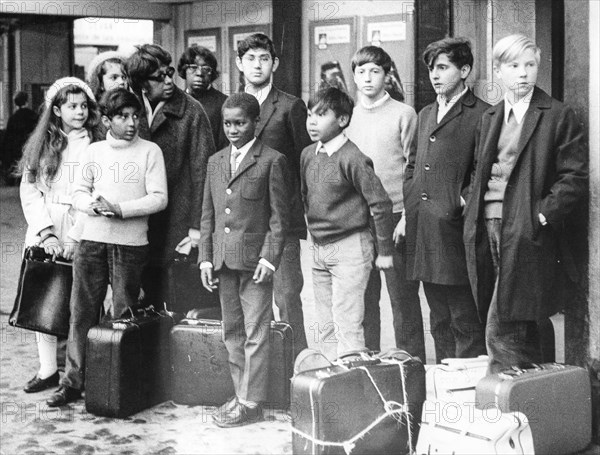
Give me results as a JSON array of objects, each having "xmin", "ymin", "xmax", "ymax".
[
  {"xmin": 200, "ymin": 140, "xmax": 289, "ymax": 272},
  {"xmin": 404, "ymin": 89, "xmax": 489, "ymax": 285},
  {"xmin": 463, "ymin": 87, "xmax": 587, "ymax": 321},
  {"xmin": 138, "ymin": 86, "xmax": 216, "ymax": 265}
]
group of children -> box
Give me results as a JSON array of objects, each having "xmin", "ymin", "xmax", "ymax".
[{"xmin": 16, "ymin": 31, "xmax": 586, "ymax": 428}]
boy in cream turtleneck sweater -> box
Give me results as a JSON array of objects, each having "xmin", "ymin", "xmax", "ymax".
[
  {"xmin": 345, "ymin": 46, "xmax": 425, "ymax": 361},
  {"xmin": 48, "ymin": 88, "xmax": 167, "ymax": 407}
]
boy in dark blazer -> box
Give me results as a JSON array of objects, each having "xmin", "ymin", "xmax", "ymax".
[
  {"xmin": 404, "ymin": 37, "xmax": 488, "ymax": 362},
  {"xmin": 463, "ymin": 34, "xmax": 587, "ymax": 373},
  {"xmin": 236, "ymin": 33, "xmax": 311, "ymax": 354},
  {"xmin": 200, "ymin": 93, "xmax": 289, "ymax": 426}
]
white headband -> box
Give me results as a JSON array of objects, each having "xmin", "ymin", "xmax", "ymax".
[{"xmin": 45, "ymin": 77, "xmax": 96, "ymax": 108}]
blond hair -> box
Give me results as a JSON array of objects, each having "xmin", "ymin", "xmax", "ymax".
[{"xmin": 493, "ymin": 34, "xmax": 541, "ymax": 67}]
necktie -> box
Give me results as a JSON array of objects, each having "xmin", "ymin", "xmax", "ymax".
[
  {"xmin": 507, "ymin": 108, "xmax": 518, "ymax": 126},
  {"xmin": 230, "ymin": 149, "xmax": 241, "ymax": 177},
  {"xmin": 318, "ymin": 145, "xmax": 327, "ymax": 155}
]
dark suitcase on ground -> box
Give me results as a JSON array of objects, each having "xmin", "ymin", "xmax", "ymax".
[
  {"xmin": 475, "ymin": 363, "xmax": 592, "ymax": 454},
  {"xmin": 167, "ymin": 251, "xmax": 220, "ymax": 314},
  {"xmin": 291, "ymin": 350, "xmax": 426, "ymax": 455},
  {"xmin": 85, "ymin": 307, "xmax": 174, "ymax": 418},
  {"xmin": 169, "ymin": 319, "xmax": 294, "ymax": 408}
]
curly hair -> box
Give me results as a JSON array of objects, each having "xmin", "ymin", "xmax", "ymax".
[{"xmin": 177, "ymin": 45, "xmax": 220, "ymax": 82}]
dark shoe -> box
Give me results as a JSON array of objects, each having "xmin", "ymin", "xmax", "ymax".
[
  {"xmin": 23, "ymin": 371, "xmax": 59, "ymax": 393},
  {"xmin": 214, "ymin": 402, "xmax": 263, "ymax": 428},
  {"xmin": 46, "ymin": 386, "xmax": 82, "ymax": 407}
]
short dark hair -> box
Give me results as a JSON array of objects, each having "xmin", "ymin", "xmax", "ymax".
[
  {"xmin": 308, "ymin": 87, "xmax": 354, "ymax": 128},
  {"xmin": 14, "ymin": 91, "xmax": 28, "ymax": 107},
  {"xmin": 177, "ymin": 45, "xmax": 219, "ymax": 81},
  {"xmin": 423, "ymin": 37, "xmax": 474, "ymax": 70},
  {"xmin": 237, "ymin": 33, "xmax": 276, "ymax": 60},
  {"xmin": 100, "ymin": 88, "xmax": 142, "ymax": 118},
  {"xmin": 222, "ymin": 93, "xmax": 260, "ymax": 120},
  {"xmin": 126, "ymin": 44, "xmax": 172, "ymax": 93},
  {"xmin": 351, "ymin": 46, "xmax": 392, "ymax": 73}
]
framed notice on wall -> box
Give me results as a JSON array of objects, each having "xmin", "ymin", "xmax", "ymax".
[
  {"xmin": 184, "ymin": 28, "xmax": 221, "ymax": 53},
  {"xmin": 309, "ymin": 17, "xmax": 358, "ymax": 97}
]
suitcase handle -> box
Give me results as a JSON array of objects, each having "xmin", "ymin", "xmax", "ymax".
[
  {"xmin": 377, "ymin": 348, "xmax": 416, "ymax": 362},
  {"xmin": 337, "ymin": 350, "xmax": 381, "ymax": 368},
  {"xmin": 294, "ymin": 349, "xmax": 333, "ymax": 375}
]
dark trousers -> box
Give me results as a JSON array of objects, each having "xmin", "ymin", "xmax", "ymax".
[
  {"xmin": 219, "ymin": 266, "xmax": 273, "ymax": 402},
  {"xmin": 364, "ymin": 212, "xmax": 426, "ymax": 361},
  {"xmin": 273, "ymin": 238, "xmax": 308, "ymax": 354},
  {"xmin": 62, "ymin": 240, "xmax": 148, "ymax": 390},
  {"xmin": 423, "ymin": 282, "xmax": 486, "ymax": 363},
  {"xmin": 485, "ymin": 219, "xmax": 543, "ymax": 374},
  {"xmin": 141, "ymin": 264, "xmax": 169, "ymax": 311}
]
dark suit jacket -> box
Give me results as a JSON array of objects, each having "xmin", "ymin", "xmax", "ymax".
[
  {"xmin": 200, "ymin": 139, "xmax": 290, "ymax": 272},
  {"xmin": 404, "ymin": 89, "xmax": 489, "ymax": 285},
  {"xmin": 138, "ymin": 86, "xmax": 216, "ymax": 265},
  {"xmin": 463, "ymin": 87, "xmax": 587, "ymax": 321},
  {"xmin": 254, "ymin": 86, "xmax": 312, "ymax": 239}
]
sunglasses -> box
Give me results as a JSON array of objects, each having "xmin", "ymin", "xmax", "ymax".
[
  {"xmin": 185, "ymin": 64, "xmax": 213, "ymax": 76},
  {"xmin": 147, "ymin": 66, "xmax": 176, "ymax": 82}
]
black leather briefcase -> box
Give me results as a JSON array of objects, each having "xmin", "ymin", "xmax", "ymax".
[{"xmin": 9, "ymin": 246, "xmax": 72, "ymax": 337}]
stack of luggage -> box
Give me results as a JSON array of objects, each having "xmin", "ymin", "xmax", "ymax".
[{"xmin": 81, "ymin": 284, "xmax": 593, "ymax": 455}]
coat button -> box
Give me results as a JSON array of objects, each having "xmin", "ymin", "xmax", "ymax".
[
  {"xmin": 225, "ymin": 208, "xmax": 231, "ymax": 214},
  {"xmin": 226, "ymin": 188, "xmax": 232, "ymax": 195},
  {"xmin": 424, "ymin": 164, "xmax": 431, "ymax": 171},
  {"xmin": 429, "ymin": 135, "xmax": 436, "ymax": 142},
  {"xmin": 421, "ymin": 192, "xmax": 429, "ymax": 201},
  {"xmin": 224, "ymin": 227, "xmax": 231, "ymax": 234}
]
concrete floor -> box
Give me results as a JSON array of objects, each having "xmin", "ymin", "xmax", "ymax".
[{"xmin": 1, "ymin": 184, "xmax": 594, "ymax": 455}]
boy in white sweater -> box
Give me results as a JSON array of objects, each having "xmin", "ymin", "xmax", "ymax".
[
  {"xmin": 345, "ymin": 46, "xmax": 425, "ymax": 360},
  {"xmin": 48, "ymin": 88, "xmax": 168, "ymax": 406}
]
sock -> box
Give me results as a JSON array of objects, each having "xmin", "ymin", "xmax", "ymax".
[
  {"xmin": 37, "ymin": 333, "xmax": 58, "ymax": 379},
  {"xmin": 238, "ymin": 398, "xmax": 258, "ymax": 409}
]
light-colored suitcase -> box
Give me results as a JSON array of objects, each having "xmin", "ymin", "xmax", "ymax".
[
  {"xmin": 426, "ymin": 356, "xmax": 489, "ymax": 405},
  {"xmin": 416, "ymin": 400, "xmax": 535, "ymax": 455}
]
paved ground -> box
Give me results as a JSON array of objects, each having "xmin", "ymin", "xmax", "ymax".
[{"xmin": 3, "ymin": 184, "xmax": 597, "ymax": 455}]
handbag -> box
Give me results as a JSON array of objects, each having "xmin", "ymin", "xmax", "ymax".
[{"xmin": 9, "ymin": 246, "xmax": 72, "ymax": 337}]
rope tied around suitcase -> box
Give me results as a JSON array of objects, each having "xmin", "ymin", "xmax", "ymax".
[{"xmin": 292, "ymin": 358, "xmax": 414, "ymax": 455}]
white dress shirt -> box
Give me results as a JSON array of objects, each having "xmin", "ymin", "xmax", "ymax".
[
  {"xmin": 245, "ymin": 84, "xmax": 272, "ymax": 105},
  {"xmin": 504, "ymin": 89, "xmax": 533, "ymax": 124},
  {"xmin": 437, "ymin": 86, "xmax": 469, "ymax": 123},
  {"xmin": 315, "ymin": 132, "xmax": 348, "ymax": 156}
]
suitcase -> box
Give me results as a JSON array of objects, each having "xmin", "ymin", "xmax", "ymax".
[
  {"xmin": 426, "ymin": 355, "xmax": 488, "ymax": 405},
  {"xmin": 167, "ymin": 251, "xmax": 220, "ymax": 314},
  {"xmin": 169, "ymin": 319, "xmax": 294, "ymax": 408},
  {"xmin": 416, "ymin": 400, "xmax": 534, "ymax": 454},
  {"xmin": 291, "ymin": 350, "xmax": 426, "ymax": 455},
  {"xmin": 85, "ymin": 307, "xmax": 174, "ymax": 418},
  {"xmin": 475, "ymin": 363, "xmax": 592, "ymax": 454}
]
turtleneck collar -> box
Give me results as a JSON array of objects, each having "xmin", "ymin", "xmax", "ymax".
[
  {"xmin": 106, "ymin": 130, "xmax": 139, "ymax": 148},
  {"xmin": 61, "ymin": 128, "xmax": 89, "ymax": 141},
  {"xmin": 360, "ymin": 91, "xmax": 390, "ymax": 110}
]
